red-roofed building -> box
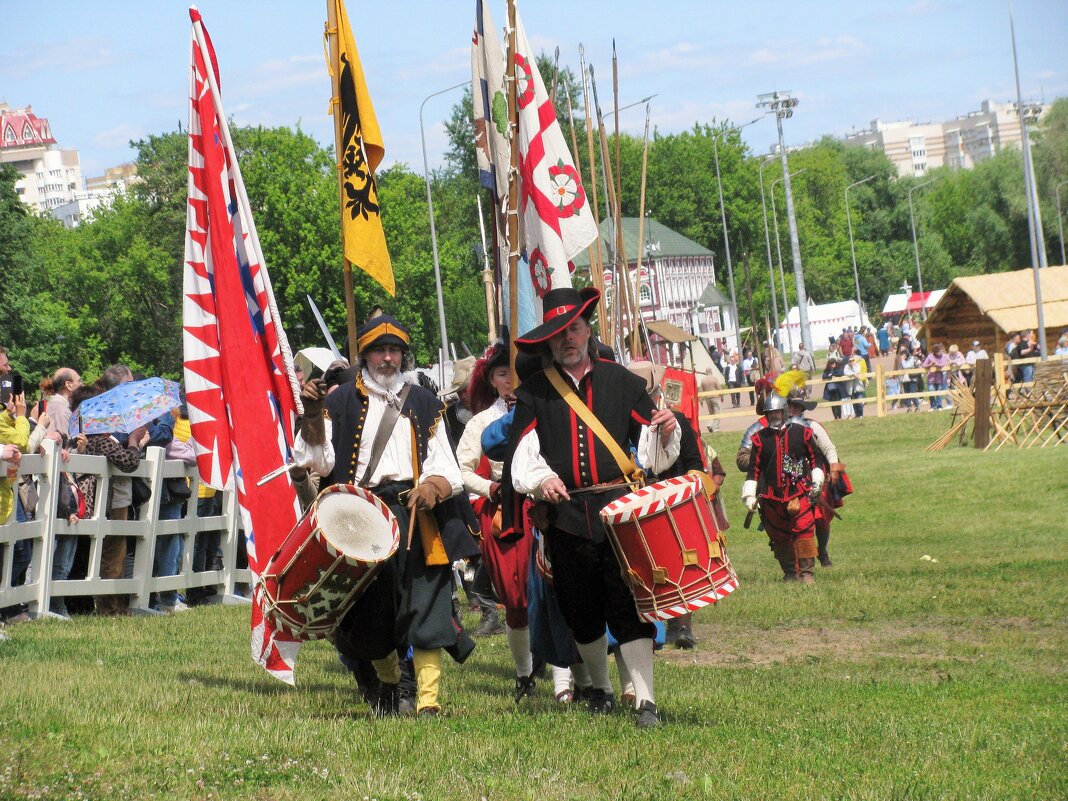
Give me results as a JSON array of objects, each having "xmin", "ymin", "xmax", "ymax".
[{"xmin": 0, "ymin": 103, "xmax": 83, "ymax": 214}]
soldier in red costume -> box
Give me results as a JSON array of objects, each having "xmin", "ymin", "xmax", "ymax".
[{"xmin": 741, "ymin": 394, "xmax": 825, "ymax": 583}]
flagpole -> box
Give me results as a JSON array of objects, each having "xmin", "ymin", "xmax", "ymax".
[
  {"xmin": 324, "ymin": 0, "xmax": 359, "ymax": 364},
  {"xmin": 506, "ymin": 0, "xmax": 521, "ymax": 381},
  {"xmin": 566, "ymin": 89, "xmax": 605, "ymax": 317},
  {"xmin": 610, "ymin": 41, "xmax": 635, "ymax": 345},
  {"xmin": 190, "ymin": 15, "xmax": 302, "ymax": 410},
  {"xmin": 630, "ymin": 102, "xmax": 652, "ymax": 359},
  {"xmin": 579, "ymin": 48, "xmax": 608, "ymax": 335},
  {"xmin": 549, "ymin": 46, "xmax": 560, "ymax": 107},
  {"xmin": 589, "ymin": 65, "xmax": 619, "ymax": 346},
  {"xmin": 476, "ymin": 193, "xmax": 498, "ymax": 342}
]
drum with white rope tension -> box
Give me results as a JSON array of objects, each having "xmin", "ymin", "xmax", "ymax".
[
  {"xmin": 258, "ymin": 484, "xmax": 399, "ymax": 639},
  {"xmin": 600, "ymin": 474, "xmax": 738, "ymax": 622}
]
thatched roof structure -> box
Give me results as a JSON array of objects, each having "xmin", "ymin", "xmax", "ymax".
[{"xmin": 920, "ymin": 266, "xmax": 1068, "ymax": 353}]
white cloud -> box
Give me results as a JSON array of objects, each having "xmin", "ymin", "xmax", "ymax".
[
  {"xmin": 237, "ymin": 53, "xmax": 324, "ymax": 96},
  {"xmin": 92, "ymin": 123, "xmax": 144, "ymax": 148},
  {"xmin": 393, "ymin": 46, "xmax": 470, "ymax": 81},
  {"xmin": 747, "ymin": 36, "xmax": 866, "ymax": 69},
  {"xmin": 0, "ymin": 37, "xmax": 123, "ymax": 79}
]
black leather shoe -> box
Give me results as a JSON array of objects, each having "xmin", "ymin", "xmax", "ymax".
[
  {"xmin": 371, "ymin": 682, "xmax": 399, "ymax": 717},
  {"xmin": 474, "ymin": 608, "xmax": 504, "ymax": 636},
  {"xmin": 514, "ymin": 673, "xmax": 537, "ymax": 702},
  {"xmin": 636, "ymin": 700, "xmax": 661, "ymax": 729},
  {"xmin": 586, "ymin": 688, "xmax": 616, "ymax": 714},
  {"xmin": 674, "ymin": 624, "xmax": 695, "ymax": 650}
]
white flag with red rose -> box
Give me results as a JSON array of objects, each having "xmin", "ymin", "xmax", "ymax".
[{"xmin": 514, "ymin": 12, "xmax": 597, "ymax": 309}]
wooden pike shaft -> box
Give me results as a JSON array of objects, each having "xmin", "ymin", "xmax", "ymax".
[
  {"xmin": 579, "ymin": 49, "xmax": 607, "ymax": 337},
  {"xmin": 506, "ymin": 0, "xmax": 521, "ymax": 382},
  {"xmin": 325, "ymin": 0, "xmax": 359, "ymax": 363},
  {"xmin": 589, "ymin": 64, "xmax": 633, "ymax": 347},
  {"xmin": 476, "ymin": 193, "xmax": 497, "ymax": 342},
  {"xmin": 566, "ymin": 90, "xmax": 605, "ymax": 330},
  {"xmin": 630, "ymin": 104, "xmax": 651, "ymax": 359}
]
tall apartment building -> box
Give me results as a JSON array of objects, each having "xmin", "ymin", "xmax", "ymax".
[
  {"xmin": 0, "ymin": 103, "xmax": 84, "ymax": 213},
  {"xmin": 843, "ymin": 99, "xmax": 1049, "ymax": 177}
]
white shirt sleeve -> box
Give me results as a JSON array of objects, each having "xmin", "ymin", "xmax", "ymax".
[
  {"xmin": 456, "ymin": 415, "xmax": 496, "ymax": 498},
  {"xmin": 293, "ymin": 418, "xmax": 335, "ymax": 478},
  {"xmin": 420, "ymin": 418, "xmax": 463, "ymax": 498},
  {"xmin": 637, "ymin": 423, "xmax": 682, "ymax": 474},
  {"xmin": 808, "ymin": 420, "xmax": 839, "ymax": 464},
  {"xmin": 511, "ymin": 429, "xmax": 558, "ymax": 499}
]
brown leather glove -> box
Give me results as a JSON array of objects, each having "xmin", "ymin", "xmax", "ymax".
[
  {"xmin": 300, "ymin": 379, "xmax": 327, "ymax": 446},
  {"xmin": 408, "ymin": 475, "xmax": 453, "ymax": 511},
  {"xmin": 829, "ymin": 462, "xmax": 845, "ymax": 486}
]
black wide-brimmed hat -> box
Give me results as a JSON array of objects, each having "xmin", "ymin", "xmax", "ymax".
[
  {"xmin": 515, "ymin": 287, "xmax": 600, "ymax": 354},
  {"xmin": 356, "ymin": 314, "xmax": 410, "ymax": 353},
  {"xmin": 786, "ymin": 390, "xmax": 818, "ymax": 412}
]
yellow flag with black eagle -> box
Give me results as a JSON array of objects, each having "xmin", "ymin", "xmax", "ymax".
[{"xmin": 329, "ymin": 0, "xmax": 394, "ymax": 295}]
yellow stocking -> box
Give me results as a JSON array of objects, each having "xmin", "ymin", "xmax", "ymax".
[
  {"xmin": 413, "ymin": 648, "xmax": 442, "ymax": 712},
  {"xmin": 370, "ymin": 650, "xmax": 401, "ymax": 685}
]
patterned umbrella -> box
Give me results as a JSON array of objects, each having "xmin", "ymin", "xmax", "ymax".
[{"xmin": 70, "ymin": 378, "xmax": 182, "ymax": 436}]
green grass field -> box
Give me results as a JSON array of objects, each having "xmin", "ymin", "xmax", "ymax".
[{"xmin": 1, "ymin": 413, "xmax": 1066, "ymax": 800}]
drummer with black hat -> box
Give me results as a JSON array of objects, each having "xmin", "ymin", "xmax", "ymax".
[
  {"xmin": 294, "ymin": 314, "xmax": 479, "ymax": 717},
  {"xmin": 507, "ymin": 286, "xmax": 680, "ymax": 729}
]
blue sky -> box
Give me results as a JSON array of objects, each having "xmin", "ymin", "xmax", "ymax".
[{"xmin": 2, "ymin": 1, "xmax": 1065, "ymax": 179}]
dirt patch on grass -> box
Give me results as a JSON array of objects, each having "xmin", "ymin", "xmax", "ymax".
[{"xmin": 658, "ymin": 618, "xmax": 1067, "ymax": 668}]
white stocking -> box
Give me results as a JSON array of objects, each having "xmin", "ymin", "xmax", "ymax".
[
  {"xmin": 505, "ymin": 625, "xmax": 533, "ymax": 677},
  {"xmin": 618, "ymin": 638, "xmax": 655, "ymax": 706},
  {"xmin": 575, "ymin": 635, "xmax": 612, "ymax": 693}
]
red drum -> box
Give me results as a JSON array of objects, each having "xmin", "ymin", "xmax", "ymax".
[
  {"xmin": 258, "ymin": 484, "xmax": 398, "ymax": 639},
  {"xmin": 600, "ymin": 474, "xmax": 738, "ymax": 622}
]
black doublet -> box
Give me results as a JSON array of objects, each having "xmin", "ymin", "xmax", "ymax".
[
  {"xmin": 510, "ymin": 360, "xmax": 655, "ymax": 542},
  {"xmin": 324, "ymin": 377, "xmax": 478, "ymax": 665}
]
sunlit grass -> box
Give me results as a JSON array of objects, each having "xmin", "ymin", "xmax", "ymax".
[{"xmin": 1, "ymin": 412, "xmax": 1065, "ymax": 800}]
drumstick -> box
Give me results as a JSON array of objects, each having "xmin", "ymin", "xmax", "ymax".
[
  {"xmin": 406, "ymin": 504, "xmax": 418, "ymax": 550},
  {"xmin": 256, "ymin": 460, "xmax": 295, "ymax": 487},
  {"xmin": 743, "ymin": 510, "xmax": 755, "ymax": 529}
]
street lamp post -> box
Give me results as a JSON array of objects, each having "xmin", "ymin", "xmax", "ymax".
[
  {"xmin": 420, "ymin": 80, "xmax": 467, "ymax": 380},
  {"xmin": 1056, "ymin": 179, "xmax": 1068, "ymax": 266},
  {"xmin": 757, "ymin": 90, "xmax": 812, "ymax": 352},
  {"xmin": 771, "ymin": 169, "xmax": 804, "ymax": 349},
  {"xmin": 1010, "ymin": 10, "xmax": 1048, "ymax": 361},
  {"xmin": 908, "ymin": 179, "xmax": 934, "ymax": 321},
  {"xmin": 845, "ymin": 175, "xmax": 876, "ymax": 328},
  {"xmin": 712, "ymin": 116, "xmax": 762, "ymax": 354},
  {"xmin": 758, "ymin": 155, "xmax": 783, "ymax": 351}
]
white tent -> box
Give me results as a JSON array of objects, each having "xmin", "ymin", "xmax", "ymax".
[{"xmin": 778, "ymin": 299, "xmax": 875, "ymax": 351}]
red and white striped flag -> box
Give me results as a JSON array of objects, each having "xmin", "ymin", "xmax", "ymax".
[
  {"xmin": 183, "ymin": 7, "xmax": 304, "ymax": 685},
  {"xmin": 514, "ymin": 11, "xmax": 598, "ymax": 303}
]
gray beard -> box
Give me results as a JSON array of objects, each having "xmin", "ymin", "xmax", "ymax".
[{"xmin": 366, "ymin": 366, "xmax": 405, "ymax": 395}]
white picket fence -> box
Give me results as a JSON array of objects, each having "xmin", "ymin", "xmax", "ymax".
[{"xmin": 0, "ymin": 440, "xmax": 251, "ymax": 618}]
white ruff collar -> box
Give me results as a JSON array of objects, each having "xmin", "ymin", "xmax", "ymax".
[{"xmin": 362, "ymin": 368, "xmax": 410, "ymax": 408}]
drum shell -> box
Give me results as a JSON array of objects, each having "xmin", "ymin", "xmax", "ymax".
[
  {"xmin": 258, "ymin": 484, "xmax": 398, "ymax": 639},
  {"xmin": 601, "ymin": 475, "xmax": 738, "ymax": 622}
]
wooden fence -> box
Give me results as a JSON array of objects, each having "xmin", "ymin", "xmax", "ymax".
[
  {"xmin": 0, "ymin": 440, "xmax": 249, "ymax": 617},
  {"xmin": 696, "ymin": 355, "xmax": 1043, "ymax": 427}
]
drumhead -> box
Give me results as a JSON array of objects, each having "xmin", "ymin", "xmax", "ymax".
[
  {"xmin": 316, "ymin": 490, "xmax": 397, "ymax": 562},
  {"xmin": 601, "ymin": 475, "xmax": 697, "ymax": 523}
]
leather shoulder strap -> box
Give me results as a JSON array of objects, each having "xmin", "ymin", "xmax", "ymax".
[
  {"xmin": 359, "ymin": 383, "xmax": 411, "ymax": 487},
  {"xmin": 545, "ymin": 367, "xmax": 637, "ymax": 478}
]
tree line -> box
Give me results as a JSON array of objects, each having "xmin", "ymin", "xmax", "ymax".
[{"xmin": 1, "ymin": 78, "xmax": 1065, "ymax": 384}]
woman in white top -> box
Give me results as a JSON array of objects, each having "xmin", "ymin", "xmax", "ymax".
[{"xmin": 455, "ymin": 343, "xmax": 576, "ymax": 702}]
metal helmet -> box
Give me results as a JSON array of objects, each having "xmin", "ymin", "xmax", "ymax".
[
  {"xmin": 764, "ymin": 392, "xmax": 789, "ymax": 428},
  {"xmin": 764, "ymin": 393, "xmax": 789, "ymax": 414}
]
